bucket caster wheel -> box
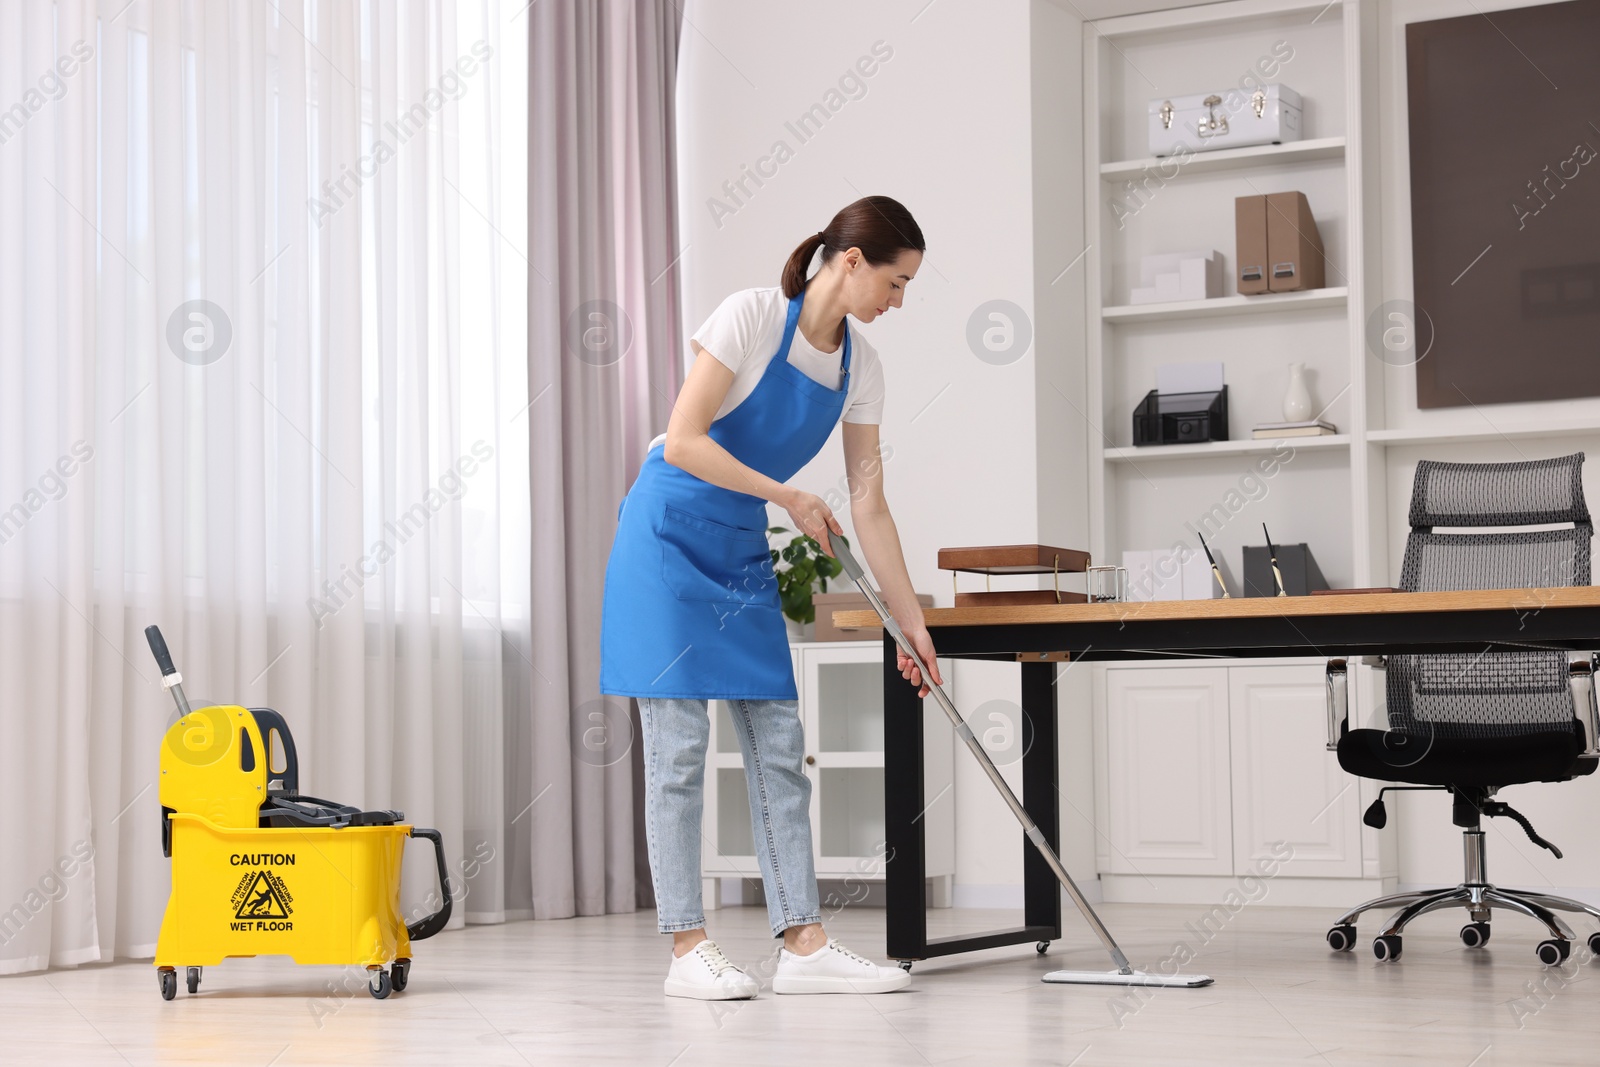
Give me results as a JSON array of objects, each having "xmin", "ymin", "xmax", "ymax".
[
  {"xmin": 1537, "ymin": 939, "xmax": 1571, "ymax": 966},
  {"xmin": 158, "ymin": 968, "xmax": 177, "ymax": 1001},
  {"xmin": 368, "ymin": 968, "xmax": 392, "ymax": 1000},
  {"xmin": 1036, "ymin": 941, "xmax": 1051, "ymax": 956},
  {"xmin": 1588, "ymin": 931, "xmax": 1600, "ymax": 957},
  {"xmin": 1373, "ymin": 935, "xmax": 1402, "ymax": 962},
  {"xmin": 390, "ymin": 958, "xmax": 410, "ymax": 993},
  {"xmin": 897, "ymin": 960, "xmax": 913, "ymax": 973},
  {"xmin": 186, "ymin": 966, "xmax": 202, "ymax": 994},
  {"xmin": 1326, "ymin": 925, "xmax": 1356, "ymax": 952},
  {"xmin": 1460, "ymin": 922, "xmax": 1491, "ymax": 949}
]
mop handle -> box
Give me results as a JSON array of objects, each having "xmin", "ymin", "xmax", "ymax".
[
  {"xmin": 826, "ymin": 533, "xmax": 1133, "ymax": 973},
  {"xmin": 145, "ymin": 625, "xmax": 193, "ymax": 718}
]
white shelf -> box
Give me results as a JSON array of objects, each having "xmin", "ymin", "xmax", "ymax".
[
  {"xmin": 1103, "ymin": 287, "xmax": 1347, "ymax": 323},
  {"xmin": 1099, "ymin": 137, "xmax": 1346, "ymax": 181},
  {"xmin": 1096, "ymin": 0, "xmax": 1340, "ymax": 37},
  {"xmin": 1368, "ymin": 420, "xmax": 1600, "ymax": 447},
  {"xmin": 1104, "ymin": 435, "xmax": 1350, "ymax": 462}
]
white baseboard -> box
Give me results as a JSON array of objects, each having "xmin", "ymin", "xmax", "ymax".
[{"xmin": 1100, "ymin": 874, "xmax": 1397, "ymax": 908}]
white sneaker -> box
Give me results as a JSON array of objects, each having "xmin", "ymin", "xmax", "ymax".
[
  {"xmin": 771, "ymin": 939, "xmax": 911, "ymax": 994},
  {"xmin": 663, "ymin": 939, "xmax": 759, "ymax": 1001}
]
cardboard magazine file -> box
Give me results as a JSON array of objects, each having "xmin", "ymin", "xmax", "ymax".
[
  {"xmin": 1234, "ymin": 194, "xmax": 1268, "ymax": 294},
  {"xmin": 1265, "ymin": 191, "xmax": 1325, "ymax": 292}
]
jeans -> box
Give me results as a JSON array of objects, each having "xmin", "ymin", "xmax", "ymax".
[{"xmin": 638, "ymin": 696, "xmax": 821, "ymax": 937}]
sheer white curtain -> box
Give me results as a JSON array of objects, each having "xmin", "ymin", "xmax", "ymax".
[{"xmin": 0, "ymin": 0, "xmax": 530, "ymax": 975}]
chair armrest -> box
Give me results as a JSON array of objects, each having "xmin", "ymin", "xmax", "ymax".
[
  {"xmin": 1325, "ymin": 659, "xmax": 1348, "ymax": 752},
  {"xmin": 1570, "ymin": 657, "xmax": 1600, "ymax": 758}
]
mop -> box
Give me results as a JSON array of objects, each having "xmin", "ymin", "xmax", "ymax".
[{"xmin": 828, "ymin": 531, "xmax": 1212, "ymax": 988}]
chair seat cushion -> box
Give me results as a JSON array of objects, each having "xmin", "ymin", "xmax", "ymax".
[{"xmin": 1337, "ymin": 723, "xmax": 1595, "ymax": 787}]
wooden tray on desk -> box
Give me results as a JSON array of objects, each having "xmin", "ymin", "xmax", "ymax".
[
  {"xmin": 937, "ymin": 544, "xmax": 1091, "ymax": 574},
  {"xmin": 954, "ymin": 590, "xmax": 1088, "ymax": 607}
]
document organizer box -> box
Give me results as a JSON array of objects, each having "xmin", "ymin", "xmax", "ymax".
[
  {"xmin": 152, "ymin": 701, "xmax": 452, "ymax": 1001},
  {"xmin": 1133, "ymin": 387, "xmax": 1229, "ymax": 446}
]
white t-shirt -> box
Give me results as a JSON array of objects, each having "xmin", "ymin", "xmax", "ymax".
[{"xmin": 648, "ymin": 287, "xmax": 884, "ymax": 452}]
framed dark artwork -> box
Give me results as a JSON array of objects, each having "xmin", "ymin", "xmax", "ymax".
[{"xmin": 1406, "ymin": 0, "xmax": 1600, "ymax": 408}]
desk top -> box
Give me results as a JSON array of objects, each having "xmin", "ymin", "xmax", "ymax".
[{"xmin": 833, "ymin": 586, "xmax": 1600, "ymax": 630}]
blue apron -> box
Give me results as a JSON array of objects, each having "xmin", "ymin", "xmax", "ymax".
[{"xmin": 599, "ymin": 291, "xmax": 851, "ymax": 700}]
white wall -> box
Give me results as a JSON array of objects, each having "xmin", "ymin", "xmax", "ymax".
[{"xmin": 676, "ymin": 0, "xmax": 1091, "ymax": 904}]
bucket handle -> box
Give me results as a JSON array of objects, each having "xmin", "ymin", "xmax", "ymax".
[{"xmin": 406, "ymin": 828, "xmax": 453, "ymax": 941}]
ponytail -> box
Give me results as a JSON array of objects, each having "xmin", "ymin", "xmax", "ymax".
[
  {"xmin": 778, "ymin": 197, "xmax": 925, "ymax": 299},
  {"xmin": 781, "ymin": 232, "xmax": 828, "ymax": 299}
]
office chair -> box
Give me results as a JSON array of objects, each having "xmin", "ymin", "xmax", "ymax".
[{"xmin": 1324, "ymin": 453, "xmax": 1600, "ymax": 965}]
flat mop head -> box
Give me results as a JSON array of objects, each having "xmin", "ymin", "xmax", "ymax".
[{"xmin": 1042, "ymin": 969, "xmax": 1213, "ymax": 987}]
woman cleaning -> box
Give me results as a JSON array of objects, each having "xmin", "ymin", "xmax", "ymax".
[{"xmin": 600, "ymin": 195, "xmax": 940, "ymax": 1000}]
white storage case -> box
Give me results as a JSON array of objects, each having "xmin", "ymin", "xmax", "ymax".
[{"xmin": 1147, "ymin": 84, "xmax": 1302, "ymax": 157}]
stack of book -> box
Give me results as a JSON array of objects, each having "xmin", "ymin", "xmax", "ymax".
[{"xmin": 1251, "ymin": 420, "xmax": 1336, "ymax": 439}]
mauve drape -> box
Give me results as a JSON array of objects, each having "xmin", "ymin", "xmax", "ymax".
[{"xmin": 528, "ymin": 0, "xmax": 683, "ymax": 918}]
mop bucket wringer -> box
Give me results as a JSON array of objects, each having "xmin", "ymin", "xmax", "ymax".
[{"xmin": 146, "ymin": 625, "xmax": 452, "ymax": 1001}]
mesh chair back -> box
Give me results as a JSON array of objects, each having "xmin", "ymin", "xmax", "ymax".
[{"xmin": 1390, "ymin": 455, "xmax": 1590, "ymax": 741}]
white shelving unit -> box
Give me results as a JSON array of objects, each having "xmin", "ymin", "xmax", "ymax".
[
  {"xmin": 701, "ymin": 640, "xmax": 956, "ymax": 910},
  {"xmin": 1081, "ymin": 0, "xmax": 1389, "ymax": 905},
  {"xmin": 1085, "ymin": 0, "xmax": 1371, "ymax": 592}
]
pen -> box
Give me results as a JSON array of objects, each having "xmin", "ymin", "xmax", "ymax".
[
  {"xmin": 1196, "ymin": 532, "xmax": 1231, "ymax": 598},
  {"xmin": 1262, "ymin": 523, "xmax": 1287, "ymax": 597}
]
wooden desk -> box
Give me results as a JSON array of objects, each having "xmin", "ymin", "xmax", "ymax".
[{"xmin": 833, "ymin": 587, "xmax": 1600, "ymax": 964}]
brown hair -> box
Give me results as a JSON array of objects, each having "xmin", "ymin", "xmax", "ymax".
[{"xmin": 780, "ymin": 196, "xmax": 925, "ymax": 299}]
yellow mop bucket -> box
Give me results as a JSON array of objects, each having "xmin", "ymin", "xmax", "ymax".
[{"xmin": 145, "ymin": 626, "xmax": 451, "ymax": 1001}]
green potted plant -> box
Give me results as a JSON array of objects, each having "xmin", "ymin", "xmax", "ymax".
[{"xmin": 768, "ymin": 526, "xmax": 848, "ymax": 636}]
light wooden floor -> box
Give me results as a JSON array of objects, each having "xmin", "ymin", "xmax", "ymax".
[{"xmin": 7, "ymin": 901, "xmax": 1599, "ymax": 1065}]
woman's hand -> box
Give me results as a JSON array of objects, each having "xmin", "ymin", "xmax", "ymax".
[
  {"xmin": 896, "ymin": 624, "xmax": 942, "ymax": 698},
  {"xmin": 784, "ymin": 490, "xmax": 843, "ymax": 556}
]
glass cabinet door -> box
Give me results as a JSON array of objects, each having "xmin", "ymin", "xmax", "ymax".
[{"xmin": 801, "ymin": 644, "xmax": 888, "ymax": 872}]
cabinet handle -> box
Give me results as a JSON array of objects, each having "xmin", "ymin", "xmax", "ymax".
[{"xmin": 805, "ymin": 755, "xmax": 816, "ymax": 766}]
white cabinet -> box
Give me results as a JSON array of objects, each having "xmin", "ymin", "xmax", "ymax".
[
  {"xmin": 1228, "ymin": 665, "xmax": 1362, "ymax": 878},
  {"xmin": 1098, "ymin": 660, "xmax": 1384, "ymax": 904},
  {"xmin": 703, "ymin": 640, "xmax": 955, "ymax": 908},
  {"xmin": 1103, "ymin": 668, "xmax": 1233, "ymax": 876}
]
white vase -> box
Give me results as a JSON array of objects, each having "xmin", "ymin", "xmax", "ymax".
[{"xmin": 1282, "ymin": 362, "xmax": 1312, "ymax": 422}]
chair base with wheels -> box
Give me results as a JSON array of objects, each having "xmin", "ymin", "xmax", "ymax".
[{"xmin": 1324, "ymin": 787, "xmax": 1600, "ymax": 965}]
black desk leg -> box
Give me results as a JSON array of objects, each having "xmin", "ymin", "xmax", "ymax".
[
  {"xmin": 884, "ymin": 631, "xmax": 927, "ymax": 961},
  {"xmin": 885, "ymin": 640, "xmax": 1065, "ymax": 963},
  {"xmin": 1021, "ymin": 661, "xmax": 1064, "ymax": 940}
]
